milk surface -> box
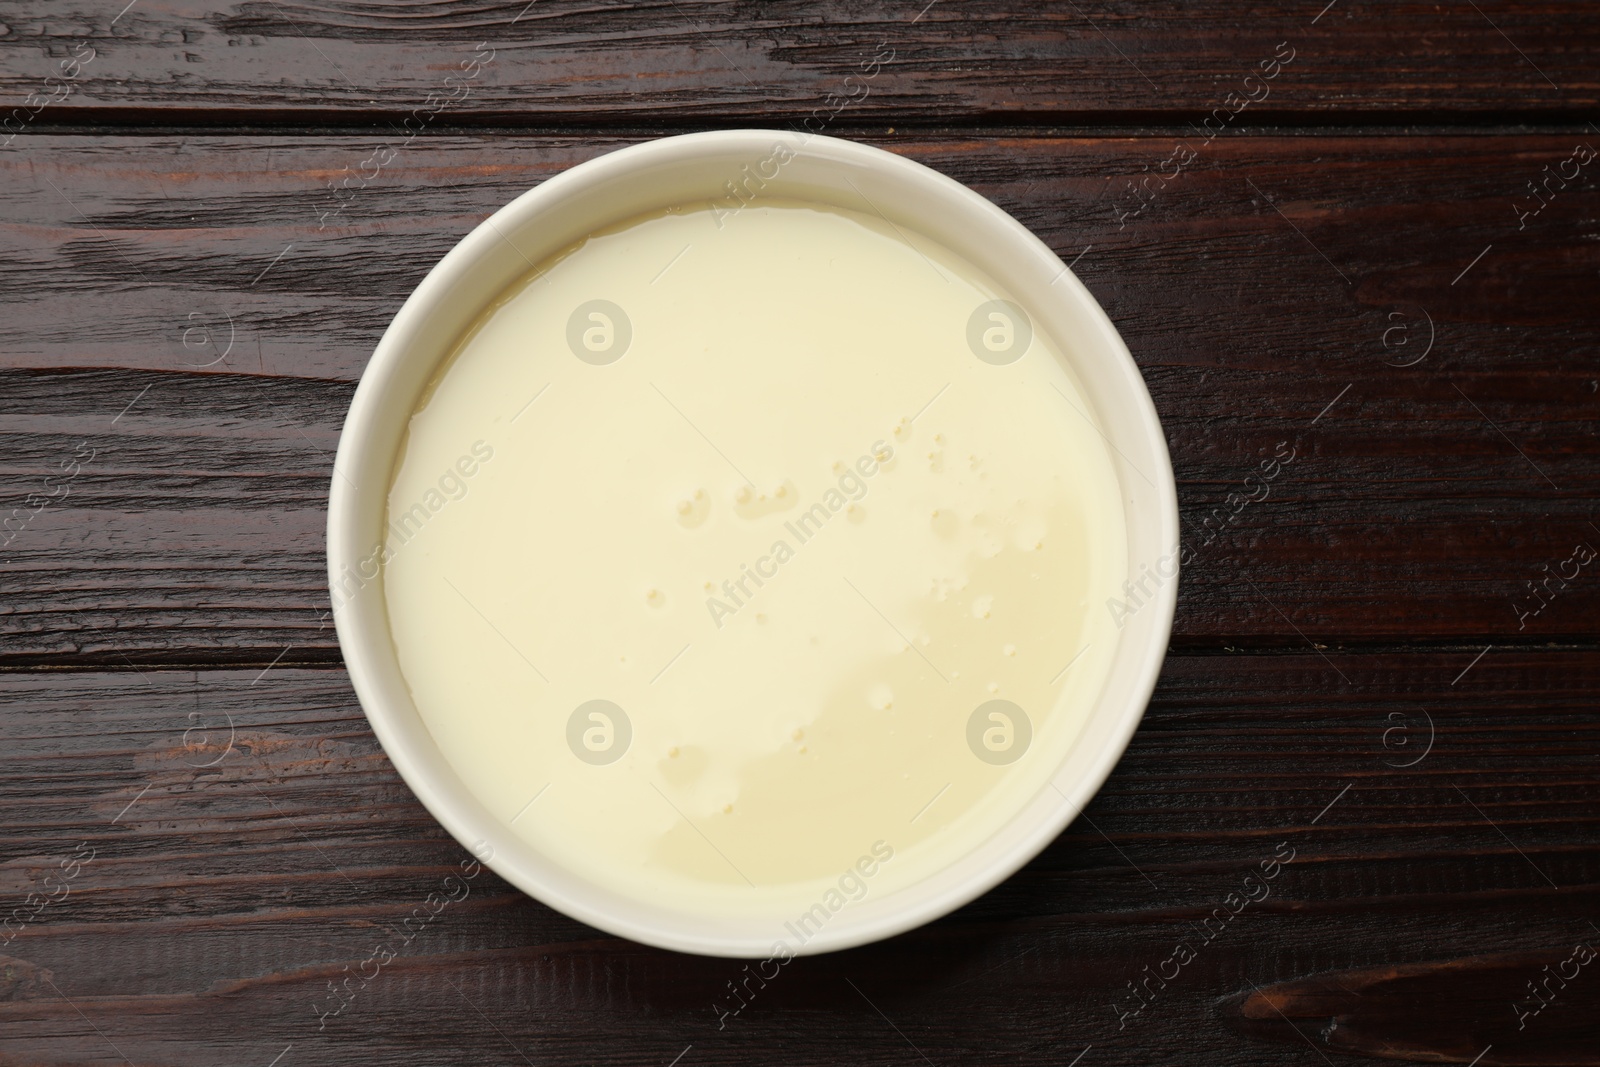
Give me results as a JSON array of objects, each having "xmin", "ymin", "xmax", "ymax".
[{"xmin": 383, "ymin": 200, "xmax": 1127, "ymax": 923}]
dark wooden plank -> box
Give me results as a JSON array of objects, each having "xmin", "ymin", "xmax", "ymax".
[
  {"xmin": 1224, "ymin": 951, "xmax": 1600, "ymax": 1065},
  {"xmin": 0, "ymin": 652, "xmax": 1595, "ymax": 1064},
  {"xmin": 0, "ymin": 1, "xmax": 1597, "ymax": 127},
  {"xmin": 1, "ymin": 133, "xmax": 1596, "ymax": 657}
]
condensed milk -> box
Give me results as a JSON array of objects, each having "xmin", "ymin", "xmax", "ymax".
[{"xmin": 381, "ymin": 198, "xmax": 1127, "ymax": 924}]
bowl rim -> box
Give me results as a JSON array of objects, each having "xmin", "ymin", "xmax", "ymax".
[{"xmin": 329, "ymin": 129, "xmax": 1179, "ymax": 957}]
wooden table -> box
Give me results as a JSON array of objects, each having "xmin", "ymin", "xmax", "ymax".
[{"xmin": 2, "ymin": 3, "xmax": 1597, "ymax": 1064}]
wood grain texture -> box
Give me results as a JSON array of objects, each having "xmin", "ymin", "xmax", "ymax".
[
  {"xmin": 0, "ymin": 1, "xmax": 1597, "ymax": 125},
  {"xmin": 1, "ymin": 133, "xmax": 1596, "ymax": 659},
  {"xmin": 0, "ymin": 653, "xmax": 1594, "ymax": 1065},
  {"xmin": 2, "ymin": 8, "xmax": 1598, "ymax": 1064},
  {"xmin": 1225, "ymin": 951, "xmax": 1600, "ymax": 1064}
]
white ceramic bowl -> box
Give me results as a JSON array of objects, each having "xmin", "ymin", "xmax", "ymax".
[{"xmin": 329, "ymin": 130, "xmax": 1178, "ymax": 957}]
